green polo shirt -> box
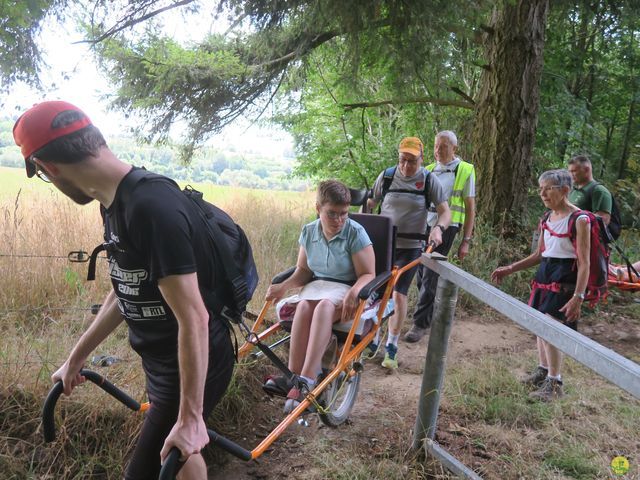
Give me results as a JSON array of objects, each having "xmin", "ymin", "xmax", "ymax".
[{"xmin": 569, "ymin": 180, "xmax": 612, "ymax": 214}]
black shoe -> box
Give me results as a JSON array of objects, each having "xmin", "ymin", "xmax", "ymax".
[{"xmin": 529, "ymin": 377, "xmax": 564, "ymax": 402}]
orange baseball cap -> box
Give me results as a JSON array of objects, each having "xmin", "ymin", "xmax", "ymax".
[{"xmin": 398, "ymin": 137, "xmax": 423, "ymax": 157}]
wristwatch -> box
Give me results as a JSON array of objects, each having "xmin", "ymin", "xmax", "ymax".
[
  {"xmin": 462, "ymin": 236, "xmax": 473, "ymax": 242},
  {"xmin": 573, "ymin": 292, "xmax": 585, "ymax": 300},
  {"xmin": 435, "ymin": 224, "xmax": 446, "ymax": 233}
]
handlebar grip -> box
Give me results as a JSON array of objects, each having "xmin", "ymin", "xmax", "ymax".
[
  {"xmin": 158, "ymin": 447, "xmax": 182, "ymax": 480},
  {"xmin": 157, "ymin": 430, "xmax": 252, "ymax": 479},
  {"xmin": 42, "ymin": 369, "xmax": 142, "ymax": 443},
  {"xmin": 42, "ymin": 381, "xmax": 64, "ymax": 442}
]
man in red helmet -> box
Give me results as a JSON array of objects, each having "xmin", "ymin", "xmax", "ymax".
[{"xmin": 13, "ymin": 101, "xmax": 234, "ymax": 479}]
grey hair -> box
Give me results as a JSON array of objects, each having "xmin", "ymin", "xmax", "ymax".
[
  {"xmin": 538, "ymin": 169, "xmax": 572, "ymax": 189},
  {"xmin": 435, "ymin": 130, "xmax": 458, "ymax": 146}
]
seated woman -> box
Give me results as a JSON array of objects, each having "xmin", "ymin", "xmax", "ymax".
[
  {"xmin": 264, "ymin": 180, "xmax": 375, "ymax": 413},
  {"xmin": 492, "ymin": 169, "xmax": 591, "ymax": 402},
  {"xmin": 609, "ymin": 260, "xmax": 640, "ymax": 283}
]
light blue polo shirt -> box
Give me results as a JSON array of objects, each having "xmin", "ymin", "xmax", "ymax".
[{"xmin": 299, "ymin": 218, "xmax": 372, "ymax": 282}]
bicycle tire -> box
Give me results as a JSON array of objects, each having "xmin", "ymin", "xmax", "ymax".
[{"xmin": 318, "ymin": 366, "xmax": 361, "ymax": 427}]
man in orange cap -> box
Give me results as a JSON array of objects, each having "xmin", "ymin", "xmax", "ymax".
[{"xmin": 367, "ymin": 137, "xmax": 451, "ymax": 369}]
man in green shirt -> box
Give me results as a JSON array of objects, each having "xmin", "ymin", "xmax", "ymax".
[{"xmin": 567, "ymin": 155, "xmax": 612, "ymax": 225}]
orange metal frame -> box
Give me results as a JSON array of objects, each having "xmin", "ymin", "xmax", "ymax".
[{"xmin": 234, "ymin": 248, "xmax": 431, "ymax": 460}]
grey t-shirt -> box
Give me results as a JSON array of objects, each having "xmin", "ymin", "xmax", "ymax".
[
  {"xmin": 426, "ymin": 157, "xmax": 476, "ymax": 227},
  {"xmin": 371, "ymin": 167, "xmax": 446, "ymax": 248}
]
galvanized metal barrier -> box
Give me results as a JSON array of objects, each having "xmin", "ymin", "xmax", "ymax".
[{"xmin": 413, "ymin": 254, "xmax": 640, "ymax": 479}]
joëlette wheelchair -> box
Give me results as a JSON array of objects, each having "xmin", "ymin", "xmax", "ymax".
[{"xmin": 42, "ymin": 208, "xmax": 433, "ymax": 479}]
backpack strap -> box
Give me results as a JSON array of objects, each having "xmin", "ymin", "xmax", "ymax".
[
  {"xmin": 580, "ymin": 181, "xmax": 602, "ymax": 214},
  {"xmin": 86, "ymin": 168, "xmax": 161, "ymax": 281},
  {"xmin": 540, "ymin": 210, "xmax": 572, "ymax": 238},
  {"xmin": 379, "ymin": 166, "xmax": 431, "ymax": 209},
  {"xmin": 567, "ymin": 210, "xmax": 592, "ymax": 243},
  {"xmin": 377, "ymin": 166, "xmax": 397, "ymax": 213}
]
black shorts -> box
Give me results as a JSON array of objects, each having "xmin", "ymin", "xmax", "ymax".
[
  {"xmin": 529, "ymin": 257, "xmax": 578, "ymax": 330},
  {"xmin": 393, "ymin": 248, "xmax": 423, "ymax": 295},
  {"xmin": 124, "ymin": 319, "xmax": 235, "ymax": 480}
]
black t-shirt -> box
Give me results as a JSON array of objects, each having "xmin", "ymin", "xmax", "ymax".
[{"xmin": 103, "ymin": 168, "xmax": 226, "ymax": 396}]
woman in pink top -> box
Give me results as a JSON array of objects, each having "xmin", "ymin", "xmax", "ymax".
[{"xmin": 491, "ymin": 169, "xmax": 590, "ymax": 402}]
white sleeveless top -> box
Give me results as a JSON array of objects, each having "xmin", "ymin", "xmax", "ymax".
[{"xmin": 542, "ymin": 213, "xmax": 588, "ymax": 259}]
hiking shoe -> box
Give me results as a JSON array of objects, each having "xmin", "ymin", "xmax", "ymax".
[
  {"xmin": 521, "ymin": 366, "xmax": 549, "ymax": 388},
  {"xmin": 404, "ymin": 325, "xmax": 428, "ymax": 343},
  {"xmin": 381, "ymin": 344, "xmax": 398, "ymax": 369},
  {"xmin": 364, "ymin": 342, "xmax": 379, "ymax": 358},
  {"xmin": 529, "ymin": 377, "xmax": 564, "ymax": 402}
]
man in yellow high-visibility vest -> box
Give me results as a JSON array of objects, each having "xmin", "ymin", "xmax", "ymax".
[{"xmin": 405, "ymin": 131, "xmax": 476, "ymax": 343}]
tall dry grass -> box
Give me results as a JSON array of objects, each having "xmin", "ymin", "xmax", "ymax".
[{"xmin": 0, "ymin": 182, "xmax": 313, "ymax": 478}]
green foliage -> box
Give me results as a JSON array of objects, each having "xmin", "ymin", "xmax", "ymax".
[
  {"xmin": 445, "ymin": 357, "xmax": 553, "ymax": 428},
  {"xmin": 542, "ymin": 444, "xmax": 602, "ymax": 479},
  {"xmin": 0, "ymin": 0, "xmax": 67, "ymax": 90}
]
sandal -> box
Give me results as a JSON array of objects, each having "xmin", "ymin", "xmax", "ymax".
[
  {"xmin": 283, "ymin": 379, "xmax": 316, "ymax": 414},
  {"xmin": 262, "ymin": 375, "xmax": 294, "ymax": 397}
]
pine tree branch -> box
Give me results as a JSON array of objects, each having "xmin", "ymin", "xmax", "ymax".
[
  {"xmin": 342, "ymin": 96, "xmax": 474, "ymax": 111},
  {"xmin": 79, "ymin": 0, "xmax": 197, "ymax": 44},
  {"xmin": 449, "ymin": 87, "xmax": 476, "ymax": 105}
]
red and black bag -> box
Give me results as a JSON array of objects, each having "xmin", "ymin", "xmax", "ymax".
[{"xmin": 539, "ymin": 210, "xmax": 609, "ymax": 306}]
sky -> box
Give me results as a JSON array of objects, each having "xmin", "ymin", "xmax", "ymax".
[{"xmin": 1, "ymin": 7, "xmax": 293, "ymax": 158}]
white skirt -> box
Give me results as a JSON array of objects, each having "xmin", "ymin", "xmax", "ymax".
[{"xmin": 296, "ymin": 279, "xmax": 351, "ymax": 304}]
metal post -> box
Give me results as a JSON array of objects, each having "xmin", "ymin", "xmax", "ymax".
[{"xmin": 412, "ymin": 276, "xmax": 459, "ymax": 449}]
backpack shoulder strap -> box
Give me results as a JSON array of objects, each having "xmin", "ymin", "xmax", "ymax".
[
  {"xmin": 539, "ymin": 210, "xmax": 552, "ymax": 231},
  {"xmin": 422, "ymin": 167, "xmax": 431, "ymax": 209},
  {"xmin": 87, "ymin": 168, "xmax": 177, "ymax": 281},
  {"xmin": 567, "ymin": 209, "xmax": 593, "ymax": 242},
  {"xmin": 381, "ymin": 166, "xmax": 397, "ymax": 198},
  {"xmin": 580, "ymin": 181, "xmax": 600, "ymax": 208}
]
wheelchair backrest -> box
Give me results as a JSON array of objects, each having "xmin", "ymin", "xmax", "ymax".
[
  {"xmin": 349, "ymin": 188, "xmax": 371, "ymax": 213},
  {"xmin": 348, "ymin": 213, "xmax": 396, "ymax": 275}
]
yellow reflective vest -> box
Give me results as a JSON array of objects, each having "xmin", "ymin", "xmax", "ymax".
[{"xmin": 425, "ymin": 160, "xmax": 475, "ymax": 225}]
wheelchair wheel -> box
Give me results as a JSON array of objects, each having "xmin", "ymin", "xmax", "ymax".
[{"xmin": 318, "ymin": 363, "xmax": 362, "ymax": 427}]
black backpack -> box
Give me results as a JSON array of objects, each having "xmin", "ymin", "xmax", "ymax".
[
  {"xmin": 582, "ymin": 181, "xmax": 622, "ymax": 242},
  {"xmin": 87, "ymin": 168, "xmax": 258, "ymax": 323}
]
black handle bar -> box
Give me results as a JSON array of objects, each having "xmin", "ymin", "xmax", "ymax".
[
  {"xmin": 43, "ymin": 369, "xmax": 252, "ymax": 479},
  {"xmin": 159, "ymin": 431, "xmax": 252, "ymax": 480},
  {"xmin": 43, "ymin": 369, "xmax": 142, "ymax": 443}
]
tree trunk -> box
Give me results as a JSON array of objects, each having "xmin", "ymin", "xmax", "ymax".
[
  {"xmin": 471, "ymin": 0, "xmax": 549, "ymax": 233},
  {"xmin": 618, "ymin": 92, "xmax": 636, "ymax": 179}
]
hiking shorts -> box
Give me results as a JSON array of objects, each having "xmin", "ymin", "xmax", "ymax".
[
  {"xmin": 529, "ymin": 257, "xmax": 578, "ymax": 330},
  {"xmin": 393, "ymin": 248, "xmax": 423, "ymax": 295}
]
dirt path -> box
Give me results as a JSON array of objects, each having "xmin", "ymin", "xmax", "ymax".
[{"xmin": 208, "ymin": 312, "xmax": 533, "ymax": 479}]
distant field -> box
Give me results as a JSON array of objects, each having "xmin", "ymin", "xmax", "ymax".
[{"xmin": 0, "ymin": 165, "xmax": 312, "ymax": 205}]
